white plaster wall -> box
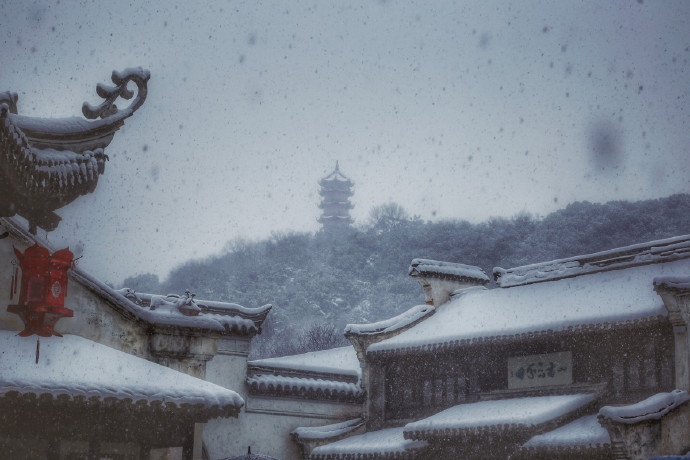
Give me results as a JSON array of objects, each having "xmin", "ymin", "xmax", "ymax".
[
  {"xmin": 206, "ymin": 347, "xmax": 250, "ymax": 392},
  {"xmin": 205, "ymin": 397, "xmax": 361, "ymax": 460},
  {"xmin": 429, "ymin": 278, "xmax": 480, "ymax": 306},
  {"xmin": 204, "ymin": 346, "xmax": 362, "ymax": 460},
  {"xmin": 0, "ymin": 236, "xmax": 147, "ymax": 356}
]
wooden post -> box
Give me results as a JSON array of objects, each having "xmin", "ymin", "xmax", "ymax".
[
  {"xmin": 88, "ymin": 439, "xmax": 99, "ymax": 460},
  {"xmin": 183, "ymin": 443, "xmax": 194, "ymax": 460},
  {"xmin": 139, "ymin": 443, "xmax": 151, "ymax": 460},
  {"xmin": 182, "ymin": 425, "xmax": 195, "ymax": 460},
  {"xmin": 193, "ymin": 423, "xmax": 204, "ymax": 460},
  {"xmin": 46, "ymin": 438, "xmax": 60, "ymax": 460},
  {"xmin": 367, "ymin": 364, "xmax": 386, "ymax": 430}
]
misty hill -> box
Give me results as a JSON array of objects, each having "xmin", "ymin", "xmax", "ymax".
[{"xmin": 122, "ymin": 194, "xmax": 690, "ymax": 358}]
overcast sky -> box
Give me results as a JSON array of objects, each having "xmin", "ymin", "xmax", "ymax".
[{"xmin": 1, "ymin": 0, "xmax": 688, "ymax": 285}]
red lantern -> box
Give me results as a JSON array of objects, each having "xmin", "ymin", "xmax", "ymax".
[{"xmin": 7, "ymin": 243, "xmax": 74, "ymax": 337}]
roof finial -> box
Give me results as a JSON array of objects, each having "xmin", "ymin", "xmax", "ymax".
[{"xmin": 335, "ymin": 160, "xmax": 340, "ymax": 172}]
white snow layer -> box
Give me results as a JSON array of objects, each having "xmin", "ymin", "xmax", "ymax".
[
  {"xmin": 249, "ymin": 346, "xmax": 361, "ymax": 377},
  {"xmin": 404, "ymin": 394, "xmax": 595, "ymax": 434},
  {"xmin": 598, "ymin": 390, "xmax": 690, "ymax": 424},
  {"xmin": 344, "ymin": 304, "xmax": 434, "ymax": 336},
  {"xmin": 409, "ymin": 258, "xmax": 489, "ymax": 282},
  {"xmin": 11, "ymin": 114, "xmax": 111, "ymax": 136},
  {"xmin": 124, "ymin": 290, "xmax": 271, "ymax": 317},
  {"xmin": 523, "ymin": 415, "xmax": 610, "ymax": 448},
  {"xmin": 0, "ymin": 331, "xmax": 244, "ymax": 410},
  {"xmin": 292, "ymin": 418, "xmax": 364, "ymax": 441},
  {"xmin": 310, "ymin": 427, "xmax": 426, "ymax": 458},
  {"xmin": 114, "ymin": 288, "xmax": 265, "ymax": 333},
  {"xmin": 369, "ymin": 258, "xmax": 690, "ymax": 354},
  {"xmin": 122, "ymin": 295, "xmax": 257, "ymax": 332},
  {"xmin": 246, "ymin": 374, "xmax": 362, "ymax": 398}
]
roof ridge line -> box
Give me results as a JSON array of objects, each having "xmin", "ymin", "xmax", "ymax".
[
  {"xmin": 494, "ymin": 234, "xmax": 690, "ymax": 288},
  {"xmin": 367, "ymin": 314, "xmax": 667, "ymax": 357}
]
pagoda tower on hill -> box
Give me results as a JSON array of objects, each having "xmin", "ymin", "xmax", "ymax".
[{"xmin": 318, "ymin": 161, "xmax": 354, "ymax": 232}]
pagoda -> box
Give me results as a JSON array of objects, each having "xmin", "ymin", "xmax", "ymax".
[{"xmin": 317, "ymin": 161, "xmax": 354, "ymax": 232}]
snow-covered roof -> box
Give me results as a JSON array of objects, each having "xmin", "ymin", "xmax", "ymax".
[
  {"xmin": 319, "ymin": 162, "xmax": 353, "ymax": 186},
  {"xmin": 292, "ymin": 418, "xmax": 364, "ymax": 442},
  {"xmin": 221, "ymin": 454, "xmax": 278, "ymax": 460},
  {"xmin": 344, "ymin": 305, "xmax": 434, "ymax": 337},
  {"xmin": 404, "ymin": 393, "xmax": 596, "ymax": 440},
  {"xmin": 249, "ymin": 346, "xmax": 360, "ymax": 378},
  {"xmin": 246, "ymin": 374, "xmax": 363, "ymax": 402},
  {"xmin": 247, "ymin": 347, "xmax": 364, "ymax": 403},
  {"xmin": 0, "ymin": 330, "xmax": 243, "ymax": 418},
  {"xmin": 317, "ymin": 215, "xmax": 353, "ymax": 222},
  {"xmin": 369, "ymin": 257, "xmax": 690, "ymax": 356},
  {"xmin": 11, "ymin": 67, "xmax": 149, "ymax": 151},
  {"xmin": 654, "ymin": 275, "xmax": 690, "ymax": 292},
  {"xmin": 523, "ymin": 414, "xmax": 609, "ymax": 447},
  {"xmin": 598, "ymin": 389, "xmax": 690, "ymax": 424},
  {"xmin": 220, "ymin": 454, "xmax": 278, "ymax": 460},
  {"xmin": 310, "ymin": 426, "xmax": 427, "ymax": 460},
  {"xmin": 408, "ymin": 258, "xmax": 490, "ymax": 284},
  {"xmin": 494, "ymin": 234, "xmax": 690, "ymax": 288},
  {"xmin": 1, "ymin": 112, "xmax": 107, "ymax": 233},
  {"xmin": 0, "ymin": 217, "xmax": 271, "ymax": 336},
  {"xmin": 118, "ymin": 288, "xmax": 271, "ymax": 336},
  {"xmin": 1, "ymin": 68, "xmax": 149, "ymax": 233}
]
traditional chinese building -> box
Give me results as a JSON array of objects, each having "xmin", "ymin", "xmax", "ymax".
[
  {"xmin": 0, "ymin": 216, "xmax": 264, "ymax": 458},
  {"xmin": 0, "ymin": 68, "xmax": 149, "ymax": 234},
  {"xmin": 0, "ymin": 69, "xmax": 255, "ymax": 459},
  {"xmin": 1, "ymin": 212, "xmax": 366, "ymax": 459},
  {"xmin": 0, "ymin": 68, "xmax": 367, "ymax": 460},
  {"xmin": 291, "ymin": 234, "xmax": 690, "ymax": 459},
  {"xmin": 317, "ymin": 162, "xmax": 354, "ymax": 232},
  {"xmin": 206, "ymin": 346, "xmax": 363, "ymax": 459},
  {"xmin": 7, "ymin": 68, "xmax": 689, "ymax": 460}
]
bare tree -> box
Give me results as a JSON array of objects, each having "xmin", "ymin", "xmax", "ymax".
[
  {"xmin": 296, "ymin": 322, "xmax": 347, "ymax": 353},
  {"xmin": 368, "ymin": 202, "xmax": 410, "ymax": 230}
]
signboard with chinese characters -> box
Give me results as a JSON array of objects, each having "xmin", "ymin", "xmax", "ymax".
[{"xmin": 507, "ymin": 351, "xmax": 572, "ymax": 389}]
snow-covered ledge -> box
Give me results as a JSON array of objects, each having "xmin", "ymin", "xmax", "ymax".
[
  {"xmin": 408, "ymin": 259, "xmax": 489, "ymax": 307},
  {"xmin": 344, "ymin": 304, "xmax": 434, "ymax": 430},
  {"xmin": 344, "ymin": 304, "xmax": 434, "ymax": 386},
  {"xmin": 597, "ymin": 390, "xmax": 690, "ymax": 460},
  {"xmin": 654, "ymin": 276, "xmax": 690, "ymax": 392},
  {"xmin": 291, "ymin": 418, "xmax": 365, "ymax": 459}
]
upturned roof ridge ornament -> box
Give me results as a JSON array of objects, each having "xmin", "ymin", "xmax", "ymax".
[
  {"xmin": 0, "ymin": 91, "xmax": 18, "ymax": 114},
  {"xmin": 0, "ymin": 67, "xmax": 150, "ymax": 234},
  {"xmin": 82, "ymin": 67, "xmax": 150, "ymax": 120}
]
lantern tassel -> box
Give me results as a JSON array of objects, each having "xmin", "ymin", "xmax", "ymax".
[{"xmin": 35, "ymin": 337, "xmax": 40, "ymax": 364}]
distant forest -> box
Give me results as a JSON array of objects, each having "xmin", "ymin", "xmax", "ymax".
[{"xmin": 122, "ymin": 194, "xmax": 690, "ymax": 358}]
